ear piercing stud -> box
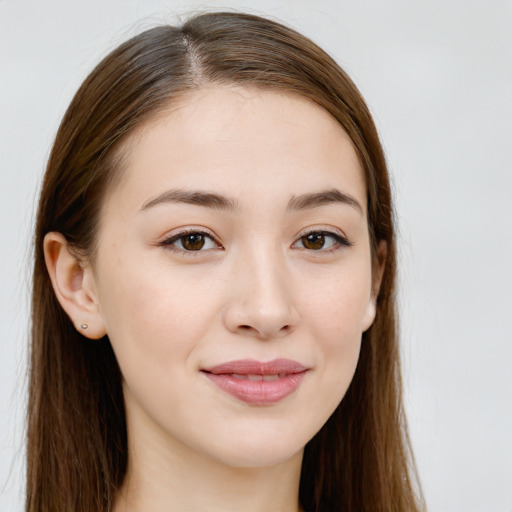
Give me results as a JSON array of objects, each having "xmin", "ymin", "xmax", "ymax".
[{"xmin": 80, "ymin": 323, "xmax": 88, "ymax": 330}]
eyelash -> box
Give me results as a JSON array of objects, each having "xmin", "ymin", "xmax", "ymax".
[
  {"xmin": 160, "ymin": 228, "xmax": 352, "ymax": 254},
  {"xmin": 161, "ymin": 228, "xmax": 222, "ymax": 255},
  {"xmin": 293, "ymin": 229, "xmax": 353, "ymax": 252}
]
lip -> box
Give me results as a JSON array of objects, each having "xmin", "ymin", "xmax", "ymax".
[{"xmin": 201, "ymin": 358, "xmax": 309, "ymax": 405}]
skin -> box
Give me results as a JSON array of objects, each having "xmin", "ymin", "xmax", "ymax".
[{"xmin": 45, "ymin": 86, "xmax": 383, "ymax": 512}]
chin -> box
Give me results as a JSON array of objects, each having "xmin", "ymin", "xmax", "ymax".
[
  {"xmin": 215, "ymin": 446, "xmax": 303, "ymax": 470},
  {"xmin": 200, "ymin": 424, "xmax": 310, "ymax": 469}
]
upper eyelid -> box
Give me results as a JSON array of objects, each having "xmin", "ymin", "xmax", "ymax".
[
  {"xmin": 295, "ymin": 225, "xmax": 350, "ymax": 240},
  {"xmin": 161, "ymin": 227, "xmax": 220, "ymax": 243}
]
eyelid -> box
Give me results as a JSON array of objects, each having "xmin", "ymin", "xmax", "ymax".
[
  {"xmin": 157, "ymin": 225, "xmax": 351, "ymax": 254},
  {"xmin": 292, "ymin": 226, "xmax": 353, "ymax": 250},
  {"xmin": 160, "ymin": 227, "xmax": 223, "ymax": 252},
  {"xmin": 297, "ymin": 224, "xmax": 350, "ymax": 240}
]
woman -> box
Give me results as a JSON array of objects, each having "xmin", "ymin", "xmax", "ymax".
[{"xmin": 28, "ymin": 11, "xmax": 424, "ymax": 512}]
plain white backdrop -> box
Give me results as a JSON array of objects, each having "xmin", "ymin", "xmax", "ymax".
[{"xmin": 1, "ymin": 1, "xmax": 511, "ymax": 511}]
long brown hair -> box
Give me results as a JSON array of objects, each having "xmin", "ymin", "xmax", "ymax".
[{"xmin": 28, "ymin": 11, "xmax": 424, "ymax": 512}]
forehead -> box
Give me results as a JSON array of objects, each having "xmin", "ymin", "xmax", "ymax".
[{"xmin": 105, "ymin": 86, "xmax": 366, "ymax": 213}]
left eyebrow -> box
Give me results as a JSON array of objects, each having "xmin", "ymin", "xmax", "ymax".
[{"xmin": 287, "ymin": 188, "xmax": 363, "ymax": 214}]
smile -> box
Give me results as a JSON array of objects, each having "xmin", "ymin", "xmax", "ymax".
[{"xmin": 202, "ymin": 359, "xmax": 308, "ymax": 405}]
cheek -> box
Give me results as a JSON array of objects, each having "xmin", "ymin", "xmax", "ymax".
[
  {"xmin": 95, "ymin": 260, "xmax": 224, "ymax": 434},
  {"xmin": 302, "ymin": 260, "xmax": 373, "ymax": 341},
  {"xmin": 95, "ymin": 254, "xmax": 221, "ymax": 379},
  {"xmin": 299, "ymin": 259, "xmax": 372, "ymax": 400}
]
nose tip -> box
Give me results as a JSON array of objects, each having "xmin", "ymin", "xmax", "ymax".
[
  {"xmin": 223, "ymin": 260, "xmax": 299, "ymax": 340},
  {"xmin": 225, "ymin": 310, "xmax": 298, "ymax": 340}
]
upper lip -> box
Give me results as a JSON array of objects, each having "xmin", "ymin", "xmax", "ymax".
[{"xmin": 202, "ymin": 358, "xmax": 308, "ymax": 375}]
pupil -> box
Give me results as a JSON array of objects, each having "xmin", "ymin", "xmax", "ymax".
[
  {"xmin": 303, "ymin": 233, "xmax": 325, "ymax": 250},
  {"xmin": 183, "ymin": 233, "xmax": 205, "ymax": 250}
]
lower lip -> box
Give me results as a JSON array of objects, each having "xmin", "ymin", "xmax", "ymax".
[{"xmin": 203, "ymin": 372, "xmax": 307, "ymax": 405}]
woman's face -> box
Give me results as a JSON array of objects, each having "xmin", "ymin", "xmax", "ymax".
[{"xmin": 90, "ymin": 86, "xmax": 377, "ymax": 468}]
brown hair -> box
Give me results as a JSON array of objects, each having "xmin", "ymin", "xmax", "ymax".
[{"xmin": 28, "ymin": 11, "xmax": 424, "ymax": 512}]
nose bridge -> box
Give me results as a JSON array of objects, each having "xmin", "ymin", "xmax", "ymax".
[
  {"xmin": 225, "ymin": 238, "xmax": 298, "ymax": 338},
  {"xmin": 247, "ymin": 242, "xmax": 290, "ymax": 307}
]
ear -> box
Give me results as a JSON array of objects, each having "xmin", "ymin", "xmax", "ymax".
[
  {"xmin": 43, "ymin": 232, "xmax": 107, "ymax": 340},
  {"xmin": 361, "ymin": 240, "xmax": 387, "ymax": 332}
]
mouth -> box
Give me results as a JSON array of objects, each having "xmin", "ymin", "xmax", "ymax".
[{"xmin": 201, "ymin": 359, "xmax": 309, "ymax": 405}]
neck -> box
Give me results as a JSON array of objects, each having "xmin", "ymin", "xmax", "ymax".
[{"xmin": 114, "ymin": 412, "xmax": 304, "ymax": 512}]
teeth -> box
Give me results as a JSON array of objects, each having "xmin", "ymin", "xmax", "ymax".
[{"xmin": 229, "ymin": 374, "xmax": 283, "ymax": 381}]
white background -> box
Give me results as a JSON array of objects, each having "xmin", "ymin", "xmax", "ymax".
[{"xmin": 1, "ymin": 1, "xmax": 511, "ymax": 511}]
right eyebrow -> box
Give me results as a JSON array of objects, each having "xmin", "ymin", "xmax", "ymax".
[{"xmin": 140, "ymin": 188, "xmax": 239, "ymax": 212}]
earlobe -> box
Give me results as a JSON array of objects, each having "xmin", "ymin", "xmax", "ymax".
[
  {"xmin": 361, "ymin": 298, "xmax": 377, "ymax": 333},
  {"xmin": 362, "ymin": 240, "xmax": 388, "ymax": 332},
  {"xmin": 43, "ymin": 232, "xmax": 107, "ymax": 340},
  {"xmin": 373, "ymin": 240, "xmax": 387, "ymax": 299}
]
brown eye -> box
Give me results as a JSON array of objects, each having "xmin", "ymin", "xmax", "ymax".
[
  {"xmin": 301, "ymin": 233, "xmax": 326, "ymax": 250},
  {"xmin": 293, "ymin": 230, "xmax": 352, "ymax": 251},
  {"xmin": 163, "ymin": 231, "xmax": 219, "ymax": 252},
  {"xmin": 181, "ymin": 233, "xmax": 206, "ymax": 250}
]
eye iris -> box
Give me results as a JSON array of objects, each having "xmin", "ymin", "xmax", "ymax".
[
  {"xmin": 182, "ymin": 233, "xmax": 205, "ymax": 250},
  {"xmin": 302, "ymin": 233, "xmax": 325, "ymax": 250}
]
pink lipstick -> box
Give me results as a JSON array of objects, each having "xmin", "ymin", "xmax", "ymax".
[{"xmin": 202, "ymin": 359, "xmax": 308, "ymax": 405}]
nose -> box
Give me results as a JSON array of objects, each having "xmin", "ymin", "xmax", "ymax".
[{"xmin": 223, "ymin": 247, "xmax": 299, "ymax": 340}]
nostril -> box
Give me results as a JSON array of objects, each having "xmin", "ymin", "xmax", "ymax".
[{"xmin": 237, "ymin": 323, "xmax": 292, "ymax": 337}]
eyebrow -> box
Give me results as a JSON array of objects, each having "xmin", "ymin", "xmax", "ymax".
[
  {"xmin": 287, "ymin": 188, "xmax": 363, "ymax": 214},
  {"xmin": 140, "ymin": 187, "xmax": 363, "ymax": 214},
  {"xmin": 140, "ymin": 189, "xmax": 238, "ymax": 211}
]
